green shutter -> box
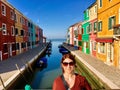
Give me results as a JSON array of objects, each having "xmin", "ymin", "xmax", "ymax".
[{"xmin": 108, "ymin": 18, "xmax": 111, "ymax": 29}]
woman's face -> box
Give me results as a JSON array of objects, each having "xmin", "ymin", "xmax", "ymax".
[{"xmin": 62, "ymin": 58, "xmax": 75, "ymax": 74}]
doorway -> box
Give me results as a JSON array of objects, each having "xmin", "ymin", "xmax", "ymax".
[{"xmin": 107, "ymin": 43, "xmax": 113, "ymax": 65}]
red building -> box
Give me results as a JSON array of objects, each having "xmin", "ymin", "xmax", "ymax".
[
  {"xmin": 0, "ymin": 0, "xmax": 16, "ymax": 60},
  {"xmin": 22, "ymin": 16, "xmax": 29, "ymax": 52}
]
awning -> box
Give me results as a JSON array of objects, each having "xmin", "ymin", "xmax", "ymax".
[{"xmin": 96, "ymin": 38, "xmax": 113, "ymax": 43}]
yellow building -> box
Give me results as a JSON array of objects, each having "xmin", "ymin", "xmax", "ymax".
[
  {"xmin": 14, "ymin": 9, "xmax": 24, "ymax": 55},
  {"xmin": 97, "ymin": 0, "xmax": 120, "ymax": 68}
]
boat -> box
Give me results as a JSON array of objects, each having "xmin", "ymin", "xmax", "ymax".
[
  {"xmin": 59, "ymin": 47, "xmax": 70, "ymax": 54},
  {"xmin": 36, "ymin": 57, "xmax": 47, "ymax": 68}
]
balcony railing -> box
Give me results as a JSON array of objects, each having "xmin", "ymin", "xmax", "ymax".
[{"xmin": 113, "ymin": 24, "xmax": 120, "ymax": 36}]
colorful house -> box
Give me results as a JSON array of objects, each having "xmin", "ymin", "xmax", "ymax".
[
  {"xmin": 32, "ymin": 24, "xmax": 36, "ymax": 48},
  {"xmin": 22, "ymin": 16, "xmax": 29, "ymax": 52},
  {"xmin": 0, "ymin": 0, "xmax": 16, "ymax": 60},
  {"xmin": 113, "ymin": 24, "xmax": 120, "ymax": 69},
  {"xmin": 14, "ymin": 9, "xmax": 23, "ymax": 55},
  {"xmin": 82, "ymin": 9, "xmax": 90, "ymax": 54},
  {"xmin": 96, "ymin": 0, "xmax": 120, "ymax": 67},
  {"xmin": 0, "ymin": 0, "xmax": 44, "ymax": 61},
  {"xmin": 67, "ymin": 26, "xmax": 74, "ymax": 46},
  {"xmin": 70, "ymin": 23, "xmax": 79, "ymax": 47},
  {"xmin": 88, "ymin": 2, "xmax": 97, "ymax": 57},
  {"xmin": 28, "ymin": 20, "xmax": 33, "ymax": 49},
  {"xmin": 39, "ymin": 27, "xmax": 43, "ymax": 44},
  {"xmin": 77, "ymin": 22, "xmax": 83, "ymax": 51}
]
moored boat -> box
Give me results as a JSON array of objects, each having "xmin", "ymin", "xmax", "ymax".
[{"xmin": 36, "ymin": 57, "xmax": 47, "ymax": 68}]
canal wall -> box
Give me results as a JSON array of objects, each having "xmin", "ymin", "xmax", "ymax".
[
  {"xmin": 0, "ymin": 43, "xmax": 50, "ymax": 90},
  {"xmin": 62, "ymin": 43, "xmax": 120, "ymax": 89}
]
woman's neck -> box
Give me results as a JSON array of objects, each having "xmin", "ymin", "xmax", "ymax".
[{"xmin": 63, "ymin": 72, "xmax": 74, "ymax": 79}]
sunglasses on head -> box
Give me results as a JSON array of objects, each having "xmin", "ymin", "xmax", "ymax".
[{"xmin": 62, "ymin": 62, "xmax": 74, "ymax": 66}]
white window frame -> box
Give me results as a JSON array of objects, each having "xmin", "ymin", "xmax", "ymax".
[
  {"xmin": 98, "ymin": 42, "xmax": 106, "ymax": 54},
  {"xmin": 99, "ymin": 0, "xmax": 102, "ymax": 8},
  {"xmin": 1, "ymin": 4, "xmax": 6, "ymax": 16},
  {"xmin": 108, "ymin": 15, "xmax": 116, "ymax": 30},
  {"xmin": 2, "ymin": 23, "xmax": 7, "ymax": 35},
  {"xmin": 10, "ymin": 10, "xmax": 14, "ymax": 20}
]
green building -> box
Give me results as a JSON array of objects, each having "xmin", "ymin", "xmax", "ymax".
[{"xmin": 82, "ymin": 9, "xmax": 90, "ymax": 54}]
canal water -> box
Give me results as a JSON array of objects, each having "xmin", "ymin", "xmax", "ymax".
[{"xmin": 30, "ymin": 39, "xmax": 65, "ymax": 89}]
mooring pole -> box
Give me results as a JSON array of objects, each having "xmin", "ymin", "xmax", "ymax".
[
  {"xmin": 0, "ymin": 76, "xmax": 6, "ymax": 90},
  {"xmin": 27, "ymin": 62, "xmax": 33, "ymax": 73},
  {"xmin": 15, "ymin": 64, "xmax": 28, "ymax": 83}
]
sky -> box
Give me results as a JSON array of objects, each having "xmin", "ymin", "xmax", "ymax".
[{"xmin": 8, "ymin": 0, "xmax": 96, "ymax": 39}]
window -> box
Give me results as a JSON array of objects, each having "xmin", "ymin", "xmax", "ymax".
[
  {"xmin": 86, "ymin": 25, "xmax": 89, "ymax": 33},
  {"xmin": 10, "ymin": 10, "xmax": 14, "ymax": 20},
  {"xmin": 93, "ymin": 42, "xmax": 96, "ymax": 50},
  {"xmin": 79, "ymin": 26, "xmax": 82, "ymax": 34},
  {"xmin": 3, "ymin": 43, "xmax": 8, "ymax": 53},
  {"xmin": 1, "ymin": 4, "xmax": 6, "ymax": 16},
  {"xmin": 86, "ymin": 9, "xmax": 89, "ymax": 17},
  {"xmin": 22, "ymin": 18, "xmax": 25, "ymax": 25},
  {"xmin": 94, "ymin": 22, "xmax": 97, "ymax": 31},
  {"xmin": 11, "ymin": 26, "xmax": 15, "ymax": 36},
  {"xmin": 98, "ymin": 42, "xmax": 106, "ymax": 53},
  {"xmin": 20, "ymin": 17, "xmax": 22, "ymax": 24},
  {"xmin": 15, "ymin": 28, "xmax": 18, "ymax": 35},
  {"xmin": 99, "ymin": 0, "xmax": 102, "ymax": 7},
  {"xmin": 16, "ymin": 43, "xmax": 19, "ymax": 50},
  {"xmin": 94, "ymin": 6, "xmax": 97, "ymax": 13},
  {"xmin": 2, "ymin": 23, "xmax": 7, "ymax": 35},
  {"xmin": 89, "ymin": 23, "xmax": 92, "ymax": 32},
  {"xmin": 12, "ymin": 43, "xmax": 16, "ymax": 51},
  {"xmin": 21, "ymin": 30, "xmax": 24, "ymax": 36},
  {"xmin": 98, "ymin": 21, "xmax": 102, "ymax": 31},
  {"xmin": 108, "ymin": 16, "xmax": 116, "ymax": 30},
  {"xmin": 21, "ymin": 43, "xmax": 24, "ymax": 48},
  {"xmin": 14, "ymin": 13, "xmax": 17, "ymax": 22}
]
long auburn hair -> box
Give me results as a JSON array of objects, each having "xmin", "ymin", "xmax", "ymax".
[{"xmin": 61, "ymin": 53, "xmax": 76, "ymax": 73}]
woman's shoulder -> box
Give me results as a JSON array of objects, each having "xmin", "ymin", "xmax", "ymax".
[
  {"xmin": 75, "ymin": 73, "xmax": 86, "ymax": 81},
  {"xmin": 54, "ymin": 75, "xmax": 62, "ymax": 82}
]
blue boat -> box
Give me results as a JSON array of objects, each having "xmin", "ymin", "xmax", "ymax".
[
  {"xmin": 36, "ymin": 57, "xmax": 47, "ymax": 68},
  {"xmin": 59, "ymin": 47, "xmax": 70, "ymax": 54}
]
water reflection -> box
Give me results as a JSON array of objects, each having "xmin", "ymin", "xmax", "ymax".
[{"xmin": 31, "ymin": 39, "xmax": 65, "ymax": 89}]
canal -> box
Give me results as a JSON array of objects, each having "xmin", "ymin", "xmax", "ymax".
[{"xmin": 30, "ymin": 39, "xmax": 65, "ymax": 89}]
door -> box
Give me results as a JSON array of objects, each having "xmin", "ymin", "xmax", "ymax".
[
  {"xmin": 8, "ymin": 43, "xmax": 12, "ymax": 57},
  {"xmin": 107, "ymin": 43, "xmax": 113, "ymax": 64}
]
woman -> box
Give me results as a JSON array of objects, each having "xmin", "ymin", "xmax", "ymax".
[{"xmin": 53, "ymin": 53, "xmax": 91, "ymax": 90}]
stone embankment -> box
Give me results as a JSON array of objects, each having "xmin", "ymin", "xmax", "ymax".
[{"xmin": 0, "ymin": 43, "xmax": 48, "ymax": 90}]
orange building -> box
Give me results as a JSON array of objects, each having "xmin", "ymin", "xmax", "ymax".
[
  {"xmin": 14, "ymin": 9, "xmax": 24, "ymax": 55},
  {"xmin": 97, "ymin": 0, "xmax": 120, "ymax": 68}
]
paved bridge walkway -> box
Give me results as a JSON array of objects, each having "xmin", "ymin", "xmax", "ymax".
[{"xmin": 63, "ymin": 43, "xmax": 120, "ymax": 89}]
